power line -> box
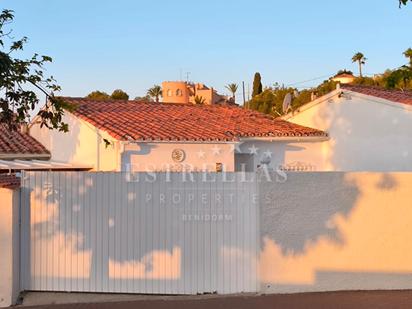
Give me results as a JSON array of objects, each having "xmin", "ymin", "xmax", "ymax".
[{"xmin": 285, "ymin": 74, "xmax": 333, "ymax": 87}]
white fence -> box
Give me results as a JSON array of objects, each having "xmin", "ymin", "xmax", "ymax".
[{"xmin": 20, "ymin": 171, "xmax": 259, "ymax": 295}]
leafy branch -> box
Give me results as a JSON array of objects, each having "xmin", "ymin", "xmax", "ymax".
[{"xmin": 0, "ymin": 9, "xmax": 71, "ymax": 132}]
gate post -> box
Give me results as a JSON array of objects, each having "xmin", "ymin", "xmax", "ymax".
[{"xmin": 0, "ymin": 186, "xmax": 20, "ymax": 307}]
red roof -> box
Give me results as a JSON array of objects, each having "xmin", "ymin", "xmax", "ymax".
[
  {"xmin": 0, "ymin": 124, "xmax": 50, "ymax": 158},
  {"xmin": 342, "ymin": 84, "xmax": 412, "ymax": 106},
  {"xmin": 64, "ymin": 98, "xmax": 327, "ymax": 142},
  {"xmin": 0, "ymin": 174, "xmax": 20, "ymax": 189}
]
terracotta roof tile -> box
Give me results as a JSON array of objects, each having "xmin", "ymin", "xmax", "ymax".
[
  {"xmin": 0, "ymin": 124, "xmax": 50, "ymax": 158},
  {"xmin": 63, "ymin": 98, "xmax": 327, "ymax": 142},
  {"xmin": 342, "ymin": 84, "xmax": 412, "ymax": 106},
  {"xmin": 0, "ymin": 174, "xmax": 20, "ymax": 189}
]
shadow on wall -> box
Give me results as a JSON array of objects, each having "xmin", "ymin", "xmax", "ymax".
[
  {"xmin": 260, "ymin": 172, "xmax": 360, "ymax": 254},
  {"xmin": 259, "ymin": 172, "xmax": 412, "ymax": 293},
  {"xmin": 309, "ymin": 96, "xmax": 412, "ymax": 171},
  {"xmin": 22, "ymin": 171, "xmax": 258, "ymax": 294},
  {"xmin": 121, "ymin": 143, "xmax": 158, "ymax": 171}
]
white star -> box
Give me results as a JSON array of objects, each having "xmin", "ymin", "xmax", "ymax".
[
  {"xmin": 197, "ymin": 149, "xmax": 206, "ymax": 159},
  {"xmin": 248, "ymin": 145, "xmax": 259, "ymax": 155},
  {"xmin": 211, "ymin": 145, "xmax": 222, "ymax": 156},
  {"xmin": 263, "ymin": 150, "xmax": 273, "ymax": 158},
  {"xmin": 230, "ymin": 143, "xmax": 242, "ymax": 153}
]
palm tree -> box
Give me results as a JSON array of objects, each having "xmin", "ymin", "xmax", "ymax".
[
  {"xmin": 194, "ymin": 95, "xmax": 206, "ymax": 105},
  {"xmin": 403, "ymin": 48, "xmax": 412, "ymax": 68},
  {"xmin": 352, "ymin": 52, "xmax": 367, "ymax": 77},
  {"xmin": 225, "ymin": 83, "xmax": 238, "ymax": 102},
  {"xmin": 147, "ymin": 85, "xmax": 162, "ymax": 103}
]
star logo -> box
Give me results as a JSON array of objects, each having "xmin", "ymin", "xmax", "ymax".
[
  {"xmin": 197, "ymin": 149, "xmax": 206, "ymax": 159},
  {"xmin": 230, "ymin": 143, "xmax": 242, "ymax": 153},
  {"xmin": 263, "ymin": 150, "xmax": 273, "ymax": 158},
  {"xmin": 248, "ymin": 144, "xmax": 259, "ymax": 155},
  {"xmin": 211, "ymin": 145, "xmax": 222, "ymax": 156}
]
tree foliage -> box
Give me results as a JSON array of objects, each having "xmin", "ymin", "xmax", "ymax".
[
  {"xmin": 252, "ymin": 72, "xmax": 262, "ymax": 97},
  {"xmin": 384, "ymin": 67, "xmax": 412, "ymax": 90},
  {"xmin": 225, "ymin": 83, "xmax": 238, "ymax": 101},
  {"xmin": 399, "ymin": 0, "xmax": 410, "ymax": 7},
  {"xmin": 134, "ymin": 95, "xmax": 152, "ymax": 102},
  {"xmin": 247, "ymin": 80, "xmax": 338, "ymax": 116},
  {"xmin": 146, "ymin": 85, "xmax": 162, "ymax": 103},
  {"xmin": 352, "ymin": 52, "xmax": 366, "ymax": 77},
  {"xmin": 403, "ymin": 48, "xmax": 412, "ymax": 67},
  {"xmin": 110, "ymin": 89, "xmax": 129, "ymax": 100},
  {"xmin": 86, "ymin": 90, "xmax": 110, "ymax": 100},
  {"xmin": 335, "ymin": 69, "xmax": 353, "ymax": 76},
  {"xmin": 194, "ymin": 95, "xmax": 206, "ymax": 105},
  {"xmin": 0, "ymin": 9, "xmax": 71, "ymax": 131}
]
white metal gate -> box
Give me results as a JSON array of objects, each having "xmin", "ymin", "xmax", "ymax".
[{"xmin": 20, "ymin": 171, "xmax": 259, "ymax": 294}]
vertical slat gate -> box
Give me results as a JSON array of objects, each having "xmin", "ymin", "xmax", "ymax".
[{"xmin": 20, "ymin": 171, "xmax": 258, "ymax": 294}]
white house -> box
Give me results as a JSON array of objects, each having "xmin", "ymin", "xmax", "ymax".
[
  {"xmin": 30, "ymin": 98, "xmax": 328, "ymax": 173},
  {"xmin": 282, "ymin": 84, "xmax": 412, "ymax": 171},
  {"xmin": 0, "ymin": 124, "xmax": 91, "ymax": 172}
]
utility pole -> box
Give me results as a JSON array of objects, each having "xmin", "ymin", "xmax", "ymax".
[
  {"xmin": 242, "ymin": 81, "xmax": 246, "ymax": 106},
  {"xmin": 186, "ymin": 72, "xmax": 191, "ymax": 83}
]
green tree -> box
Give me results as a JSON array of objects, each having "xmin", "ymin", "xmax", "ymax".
[
  {"xmin": 352, "ymin": 52, "xmax": 367, "ymax": 77},
  {"xmin": 86, "ymin": 90, "xmax": 110, "ymax": 100},
  {"xmin": 225, "ymin": 83, "xmax": 238, "ymax": 101},
  {"xmin": 194, "ymin": 95, "xmax": 206, "ymax": 105},
  {"xmin": 400, "ymin": 0, "xmax": 410, "ymax": 7},
  {"xmin": 252, "ymin": 72, "xmax": 263, "ymax": 97},
  {"xmin": 0, "ymin": 9, "xmax": 71, "ymax": 131},
  {"xmin": 111, "ymin": 89, "xmax": 129, "ymax": 100},
  {"xmin": 385, "ymin": 67, "xmax": 412, "ymax": 90},
  {"xmin": 147, "ymin": 85, "xmax": 162, "ymax": 103},
  {"xmin": 335, "ymin": 69, "xmax": 353, "ymax": 76},
  {"xmin": 403, "ymin": 48, "xmax": 412, "ymax": 67},
  {"xmin": 247, "ymin": 80, "xmax": 339, "ymax": 116},
  {"xmin": 134, "ymin": 95, "xmax": 152, "ymax": 102}
]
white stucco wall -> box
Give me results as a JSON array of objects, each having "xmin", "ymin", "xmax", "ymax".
[
  {"xmin": 239, "ymin": 140, "xmax": 326, "ymax": 172},
  {"xmin": 30, "ymin": 112, "xmax": 121, "ymax": 171},
  {"xmin": 123, "ymin": 140, "xmax": 325, "ymax": 173},
  {"xmin": 0, "ymin": 188, "xmax": 20, "ymax": 307},
  {"xmin": 260, "ymin": 172, "xmax": 412, "ymax": 293},
  {"xmin": 123, "ymin": 142, "xmax": 235, "ymax": 172},
  {"xmin": 285, "ymin": 91, "xmax": 412, "ymax": 171}
]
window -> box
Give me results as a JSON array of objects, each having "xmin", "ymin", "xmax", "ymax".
[
  {"xmin": 176, "ymin": 89, "xmax": 182, "ymax": 96},
  {"xmin": 167, "ymin": 89, "xmax": 173, "ymax": 97}
]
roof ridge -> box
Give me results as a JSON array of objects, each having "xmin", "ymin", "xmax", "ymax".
[{"xmin": 342, "ymin": 84, "xmax": 412, "ymax": 95}]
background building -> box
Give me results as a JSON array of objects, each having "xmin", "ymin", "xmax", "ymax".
[{"xmin": 162, "ymin": 81, "xmax": 229, "ymax": 105}]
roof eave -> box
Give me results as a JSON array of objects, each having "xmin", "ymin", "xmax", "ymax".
[
  {"xmin": 240, "ymin": 135, "xmax": 329, "ymax": 142},
  {"xmin": 122, "ymin": 139, "xmax": 238, "ymax": 144},
  {"xmin": 0, "ymin": 153, "xmax": 51, "ymax": 160}
]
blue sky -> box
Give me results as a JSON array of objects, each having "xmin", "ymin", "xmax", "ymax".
[{"xmin": 3, "ymin": 0, "xmax": 412, "ymax": 99}]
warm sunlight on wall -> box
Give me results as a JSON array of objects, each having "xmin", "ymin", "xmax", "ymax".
[
  {"xmin": 109, "ymin": 247, "xmax": 181, "ymax": 279},
  {"xmin": 30, "ymin": 187, "xmax": 92, "ymax": 280},
  {"xmin": 260, "ymin": 173, "xmax": 412, "ymax": 292}
]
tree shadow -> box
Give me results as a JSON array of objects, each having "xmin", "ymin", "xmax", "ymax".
[
  {"xmin": 259, "ymin": 172, "xmax": 360, "ymax": 254},
  {"xmin": 22, "ymin": 171, "xmax": 259, "ymax": 294}
]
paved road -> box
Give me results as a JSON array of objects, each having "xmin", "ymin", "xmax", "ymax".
[{"xmin": 22, "ymin": 290, "xmax": 412, "ymax": 309}]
